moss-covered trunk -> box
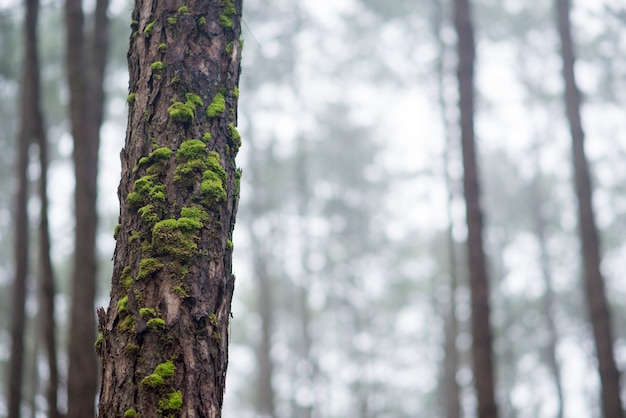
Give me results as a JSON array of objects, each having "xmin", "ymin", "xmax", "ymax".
[{"xmin": 97, "ymin": 1, "xmax": 242, "ymax": 417}]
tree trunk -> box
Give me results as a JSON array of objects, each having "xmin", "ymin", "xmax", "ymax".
[
  {"xmin": 555, "ymin": 1, "xmax": 624, "ymax": 416},
  {"xmin": 527, "ymin": 159, "xmax": 564, "ymax": 418},
  {"xmin": 65, "ymin": 0, "xmax": 109, "ymax": 414},
  {"xmin": 453, "ymin": 0, "xmax": 498, "ymax": 417},
  {"xmin": 29, "ymin": 0, "xmax": 61, "ymax": 413},
  {"xmin": 7, "ymin": 0, "xmax": 40, "ymax": 412},
  {"xmin": 249, "ymin": 144, "xmax": 277, "ymax": 418},
  {"xmin": 96, "ymin": 0, "xmax": 243, "ymax": 416},
  {"xmin": 432, "ymin": 1, "xmax": 462, "ymax": 416}
]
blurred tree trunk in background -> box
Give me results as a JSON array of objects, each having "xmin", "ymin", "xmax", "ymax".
[
  {"xmin": 528, "ymin": 147, "xmax": 564, "ymax": 418},
  {"xmin": 453, "ymin": 0, "xmax": 498, "ymax": 417},
  {"xmin": 432, "ymin": 0, "xmax": 462, "ymax": 416},
  {"xmin": 555, "ymin": 1, "xmax": 624, "ymax": 416},
  {"xmin": 31, "ymin": 0, "xmax": 61, "ymax": 413},
  {"xmin": 7, "ymin": 0, "xmax": 40, "ymax": 413},
  {"xmin": 96, "ymin": 0, "xmax": 243, "ymax": 415},
  {"xmin": 64, "ymin": 0, "xmax": 109, "ymax": 413},
  {"xmin": 249, "ymin": 141, "xmax": 277, "ymax": 418}
]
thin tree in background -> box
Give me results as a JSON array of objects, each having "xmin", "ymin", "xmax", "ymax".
[
  {"xmin": 6, "ymin": 0, "xmax": 37, "ymax": 414},
  {"xmin": 555, "ymin": 0, "xmax": 624, "ymax": 416},
  {"xmin": 432, "ymin": 0, "xmax": 462, "ymax": 416},
  {"xmin": 64, "ymin": 0, "xmax": 109, "ymax": 414},
  {"xmin": 453, "ymin": 0, "xmax": 498, "ymax": 416},
  {"xmin": 27, "ymin": 0, "xmax": 61, "ymax": 413},
  {"xmin": 96, "ymin": 0, "xmax": 243, "ymax": 415}
]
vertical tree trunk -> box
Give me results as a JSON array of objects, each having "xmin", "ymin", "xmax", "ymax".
[
  {"xmin": 527, "ymin": 147, "xmax": 564, "ymax": 418},
  {"xmin": 249, "ymin": 144, "xmax": 277, "ymax": 418},
  {"xmin": 65, "ymin": 0, "xmax": 109, "ymax": 414},
  {"xmin": 7, "ymin": 0, "xmax": 40, "ymax": 412},
  {"xmin": 555, "ymin": 1, "xmax": 624, "ymax": 416},
  {"xmin": 29, "ymin": 0, "xmax": 61, "ymax": 413},
  {"xmin": 453, "ymin": 0, "xmax": 498, "ymax": 417},
  {"xmin": 432, "ymin": 1, "xmax": 462, "ymax": 416},
  {"xmin": 97, "ymin": 0, "xmax": 243, "ymax": 416}
]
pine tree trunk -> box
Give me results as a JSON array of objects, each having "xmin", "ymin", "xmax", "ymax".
[
  {"xmin": 7, "ymin": 0, "xmax": 40, "ymax": 412},
  {"xmin": 453, "ymin": 0, "xmax": 498, "ymax": 417},
  {"xmin": 29, "ymin": 0, "xmax": 61, "ymax": 412},
  {"xmin": 555, "ymin": 1, "xmax": 624, "ymax": 416},
  {"xmin": 96, "ymin": 0, "xmax": 243, "ymax": 416},
  {"xmin": 65, "ymin": 0, "xmax": 109, "ymax": 414},
  {"xmin": 432, "ymin": 1, "xmax": 462, "ymax": 415}
]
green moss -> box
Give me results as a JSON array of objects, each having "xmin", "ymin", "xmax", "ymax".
[
  {"xmin": 202, "ymin": 132, "xmax": 212, "ymax": 142},
  {"xmin": 212, "ymin": 331, "xmax": 221, "ymax": 341},
  {"xmin": 120, "ymin": 315, "xmax": 135, "ymax": 332},
  {"xmin": 129, "ymin": 232, "xmax": 141, "ymax": 243},
  {"xmin": 158, "ymin": 391, "xmax": 183, "ymax": 414},
  {"xmin": 200, "ymin": 151, "xmax": 227, "ymax": 205},
  {"xmin": 171, "ymin": 76, "xmax": 181, "ymax": 85},
  {"xmin": 219, "ymin": 0, "xmax": 236, "ymax": 28},
  {"xmin": 186, "ymin": 93, "xmax": 203, "ymax": 107},
  {"xmin": 227, "ymin": 123, "xmax": 242, "ymax": 149},
  {"xmin": 121, "ymin": 266, "xmax": 134, "ymax": 289},
  {"xmin": 124, "ymin": 408, "xmax": 137, "ymax": 417},
  {"xmin": 173, "ymin": 285, "xmax": 189, "ymax": 298},
  {"xmin": 225, "ymin": 41, "xmax": 233, "ymax": 55},
  {"xmin": 206, "ymin": 93, "xmax": 226, "ymax": 118},
  {"xmin": 177, "ymin": 5, "xmax": 189, "ymax": 14},
  {"xmin": 137, "ymin": 258, "xmax": 163, "ymax": 280},
  {"xmin": 180, "ymin": 206, "xmax": 208, "ymax": 222},
  {"xmin": 149, "ymin": 146, "xmax": 172, "ymax": 161},
  {"xmin": 229, "ymin": 108, "xmax": 235, "ymax": 121},
  {"xmin": 144, "ymin": 20, "xmax": 156, "ymax": 33},
  {"xmin": 174, "ymin": 140, "xmax": 208, "ymax": 186},
  {"xmin": 124, "ymin": 343, "xmax": 140, "ymax": 357},
  {"xmin": 167, "ymin": 16, "xmax": 177, "ymax": 25},
  {"xmin": 127, "ymin": 93, "xmax": 136, "ymax": 104},
  {"xmin": 159, "ymin": 43, "xmax": 168, "ymax": 52},
  {"xmin": 139, "ymin": 307, "xmax": 157, "ymax": 318},
  {"xmin": 94, "ymin": 332, "xmax": 104, "ymax": 349},
  {"xmin": 141, "ymin": 373, "xmax": 164, "ymax": 387},
  {"xmin": 114, "ymin": 223, "xmax": 121, "ymax": 239},
  {"xmin": 117, "ymin": 295, "xmax": 129, "ymax": 314},
  {"xmin": 130, "ymin": 20, "xmax": 139, "ymax": 30},
  {"xmin": 177, "ymin": 139, "xmax": 207, "ymax": 160},
  {"xmin": 233, "ymin": 87, "xmax": 239, "ymax": 98},
  {"xmin": 198, "ymin": 16, "xmax": 206, "ymax": 25},
  {"xmin": 209, "ymin": 313, "xmax": 218, "ymax": 327},
  {"xmin": 168, "ymin": 101, "xmax": 194, "ymax": 124},
  {"xmin": 138, "ymin": 204, "xmax": 159, "ymax": 225},
  {"xmin": 151, "ymin": 61, "xmax": 164, "ymax": 71},
  {"xmin": 154, "ymin": 360, "xmax": 176, "ymax": 379},
  {"xmin": 226, "ymin": 240, "xmax": 233, "ymax": 250},
  {"xmin": 152, "ymin": 218, "xmax": 199, "ymax": 260},
  {"xmin": 147, "ymin": 318, "xmax": 166, "ymax": 330},
  {"xmin": 207, "ymin": 151, "xmax": 226, "ymax": 179}
]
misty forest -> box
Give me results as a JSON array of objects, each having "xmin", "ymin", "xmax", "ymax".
[{"xmin": 1, "ymin": 0, "xmax": 626, "ymax": 417}]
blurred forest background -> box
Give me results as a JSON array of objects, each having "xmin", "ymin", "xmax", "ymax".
[{"xmin": 1, "ymin": 0, "xmax": 626, "ymax": 417}]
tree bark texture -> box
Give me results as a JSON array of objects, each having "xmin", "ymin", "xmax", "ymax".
[
  {"xmin": 65, "ymin": 0, "xmax": 109, "ymax": 414},
  {"xmin": 7, "ymin": 0, "xmax": 40, "ymax": 413},
  {"xmin": 97, "ymin": 1, "xmax": 243, "ymax": 417},
  {"xmin": 555, "ymin": 1, "xmax": 624, "ymax": 416},
  {"xmin": 453, "ymin": 0, "xmax": 499, "ymax": 417}
]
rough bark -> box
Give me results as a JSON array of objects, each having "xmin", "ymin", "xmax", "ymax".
[
  {"xmin": 65, "ymin": 0, "xmax": 109, "ymax": 414},
  {"xmin": 555, "ymin": 1, "xmax": 624, "ymax": 416},
  {"xmin": 453, "ymin": 0, "xmax": 498, "ymax": 417},
  {"xmin": 7, "ymin": 0, "xmax": 39, "ymax": 413},
  {"xmin": 96, "ymin": 1, "xmax": 243, "ymax": 416}
]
